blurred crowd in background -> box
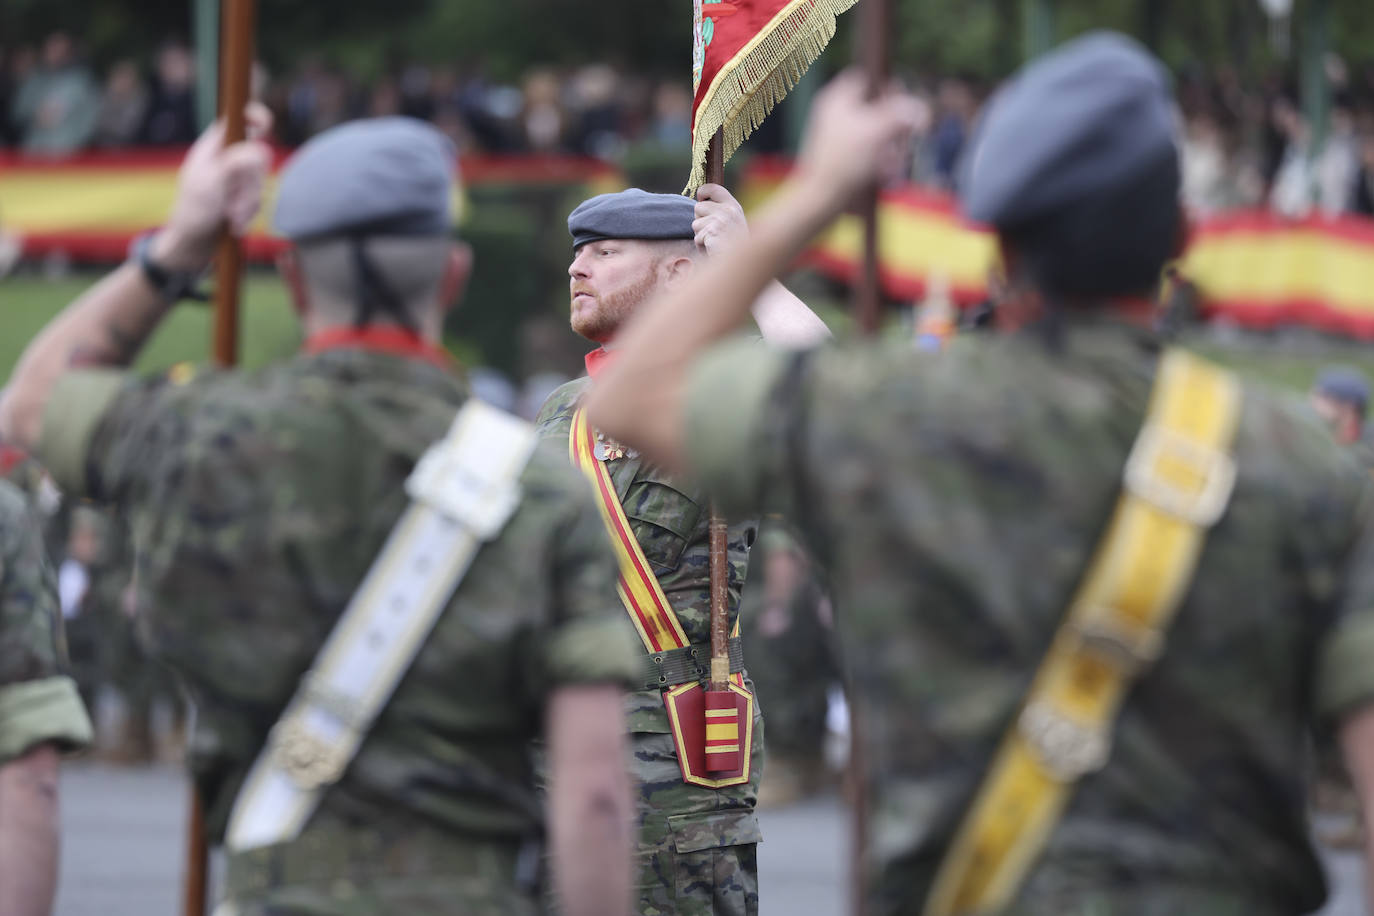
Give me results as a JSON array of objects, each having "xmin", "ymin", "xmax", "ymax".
[
  {"xmin": 0, "ymin": 31, "xmax": 720, "ymax": 161},
  {"xmin": 8, "ymin": 30, "xmax": 1374, "ymax": 219}
]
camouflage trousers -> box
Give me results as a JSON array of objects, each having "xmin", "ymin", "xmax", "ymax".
[{"xmin": 630, "ymin": 706, "xmax": 765, "ymax": 916}]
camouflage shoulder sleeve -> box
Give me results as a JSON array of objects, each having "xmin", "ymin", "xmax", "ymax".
[
  {"xmin": 523, "ymin": 445, "xmax": 641, "ymax": 695},
  {"xmin": 0, "ymin": 481, "xmax": 93, "ymax": 761},
  {"xmin": 682, "ymin": 337, "xmax": 791, "ymax": 517},
  {"xmin": 533, "ymin": 377, "xmax": 591, "ymax": 445},
  {"xmin": 44, "ymin": 364, "xmax": 224, "ymax": 507},
  {"xmin": 35, "ymin": 368, "xmax": 130, "ymax": 497}
]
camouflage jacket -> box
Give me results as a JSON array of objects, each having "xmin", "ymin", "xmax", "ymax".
[
  {"xmin": 682, "ymin": 316, "xmax": 1374, "ymax": 915},
  {"xmin": 536, "ymin": 376, "xmax": 756, "ymax": 733},
  {"xmin": 36, "ymin": 349, "xmax": 639, "ymax": 852},
  {"xmin": 1349, "ymin": 425, "xmax": 1374, "ymax": 472},
  {"xmin": 0, "ymin": 478, "xmax": 92, "ymax": 763}
]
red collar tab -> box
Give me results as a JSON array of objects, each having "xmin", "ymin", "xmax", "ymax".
[
  {"xmin": 0, "ymin": 445, "xmax": 28, "ymax": 477},
  {"xmin": 303, "ymin": 326, "xmax": 452, "ymax": 369},
  {"xmin": 584, "ymin": 346, "xmax": 615, "ymax": 379}
]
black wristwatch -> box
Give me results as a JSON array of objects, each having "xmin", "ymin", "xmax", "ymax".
[{"xmin": 129, "ymin": 232, "xmax": 208, "ymax": 303}]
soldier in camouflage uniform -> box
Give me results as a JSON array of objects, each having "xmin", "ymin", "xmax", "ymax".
[
  {"xmin": 1, "ymin": 114, "xmax": 638, "ymax": 916},
  {"xmin": 587, "ymin": 34, "xmax": 1374, "ymax": 915},
  {"xmin": 537, "ymin": 186, "xmax": 828, "ymax": 915},
  {"xmin": 0, "ymin": 478, "xmax": 93, "ymax": 915},
  {"xmin": 1309, "ymin": 367, "xmax": 1374, "ymax": 852},
  {"xmin": 1311, "ymin": 367, "xmax": 1374, "ymax": 469}
]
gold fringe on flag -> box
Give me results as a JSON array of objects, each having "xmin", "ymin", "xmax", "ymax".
[{"xmin": 686, "ymin": 0, "xmax": 860, "ymax": 194}]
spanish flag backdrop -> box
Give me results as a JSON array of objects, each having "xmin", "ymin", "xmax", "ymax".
[
  {"xmin": 0, "ymin": 150, "xmax": 620, "ymax": 263},
  {"xmin": 737, "ymin": 158, "xmax": 1374, "ymax": 340},
  {"xmin": 5, "ymin": 151, "xmax": 1374, "ymax": 340}
]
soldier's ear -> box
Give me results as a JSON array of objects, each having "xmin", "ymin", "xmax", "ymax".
[
  {"xmin": 991, "ymin": 239, "xmax": 1045, "ymax": 333},
  {"xmin": 438, "ymin": 241, "xmax": 474, "ymax": 315},
  {"xmin": 661, "ymin": 253, "xmax": 697, "ymax": 289},
  {"xmin": 1171, "ymin": 205, "xmax": 1190, "ymax": 260},
  {"xmin": 277, "ymin": 246, "xmax": 310, "ymax": 321}
]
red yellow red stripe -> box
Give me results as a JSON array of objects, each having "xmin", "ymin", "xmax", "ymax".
[
  {"xmin": 570, "ymin": 407, "xmax": 691, "ymax": 654},
  {"xmin": 739, "ymin": 157, "xmax": 1374, "ymax": 341},
  {"xmin": 0, "ymin": 149, "xmax": 623, "ymax": 264}
]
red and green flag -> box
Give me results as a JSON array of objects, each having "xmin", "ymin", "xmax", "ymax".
[{"xmin": 688, "ymin": 0, "xmax": 860, "ymax": 192}]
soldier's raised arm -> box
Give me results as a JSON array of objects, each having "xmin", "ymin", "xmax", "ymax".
[
  {"xmin": 691, "ymin": 182, "xmax": 831, "ymax": 348},
  {"xmin": 0, "ymin": 106, "xmax": 271, "ymax": 453}
]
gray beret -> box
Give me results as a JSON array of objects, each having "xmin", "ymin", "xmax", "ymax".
[
  {"xmin": 961, "ymin": 31, "xmax": 1178, "ymax": 229},
  {"xmin": 1315, "ymin": 367, "xmax": 1371, "ymax": 410},
  {"xmin": 568, "ymin": 188, "xmax": 696, "ymax": 249},
  {"xmin": 273, "ymin": 117, "xmax": 455, "ymax": 241}
]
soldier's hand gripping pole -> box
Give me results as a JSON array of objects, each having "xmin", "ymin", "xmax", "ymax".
[{"xmin": 184, "ymin": 3, "xmax": 255, "ymax": 915}]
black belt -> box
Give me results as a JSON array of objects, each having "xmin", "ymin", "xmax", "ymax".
[{"xmin": 640, "ymin": 637, "xmax": 745, "ymax": 690}]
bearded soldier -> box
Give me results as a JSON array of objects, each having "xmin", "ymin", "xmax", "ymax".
[{"xmin": 535, "ymin": 185, "xmax": 827, "ymax": 915}]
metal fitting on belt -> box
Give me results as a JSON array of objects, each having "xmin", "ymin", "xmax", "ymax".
[{"xmin": 640, "ymin": 637, "xmax": 745, "ymax": 690}]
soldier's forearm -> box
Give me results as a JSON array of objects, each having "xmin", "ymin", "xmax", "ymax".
[
  {"xmin": 586, "ymin": 178, "xmax": 839, "ymax": 467},
  {"xmin": 0, "ymin": 254, "xmax": 178, "ymax": 452},
  {"xmin": 546, "ymin": 685, "xmax": 634, "ymax": 916},
  {"xmin": 1339, "ymin": 705, "xmax": 1374, "ymax": 907},
  {"xmin": 0, "ymin": 744, "xmax": 61, "ymax": 916},
  {"xmin": 751, "ymin": 280, "xmax": 830, "ymax": 349}
]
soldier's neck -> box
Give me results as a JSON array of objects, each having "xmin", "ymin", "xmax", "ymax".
[
  {"xmin": 303, "ymin": 311, "xmax": 443, "ymax": 345},
  {"xmin": 1096, "ymin": 296, "xmax": 1158, "ymax": 327},
  {"xmin": 996, "ymin": 294, "xmax": 1158, "ymax": 334}
]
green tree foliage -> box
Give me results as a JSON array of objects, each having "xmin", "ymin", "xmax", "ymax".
[
  {"xmin": 7, "ymin": 0, "xmax": 1374, "ymax": 85},
  {"xmin": 1, "ymin": 0, "xmax": 429, "ymax": 69},
  {"xmin": 398, "ymin": 1, "xmax": 690, "ymax": 81}
]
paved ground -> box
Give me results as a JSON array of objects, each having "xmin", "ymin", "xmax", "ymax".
[
  {"xmin": 56, "ymin": 764, "xmax": 210, "ymax": 916},
  {"xmin": 54, "ymin": 762, "xmax": 1366, "ymax": 916}
]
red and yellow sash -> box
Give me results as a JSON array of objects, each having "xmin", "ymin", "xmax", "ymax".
[
  {"xmin": 570, "ymin": 406, "xmax": 692, "ymax": 653},
  {"xmin": 569, "ymin": 405, "xmax": 745, "ymax": 656}
]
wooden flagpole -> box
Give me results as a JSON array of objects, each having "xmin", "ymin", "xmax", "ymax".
[
  {"xmin": 211, "ymin": 0, "xmax": 255, "ymax": 367},
  {"xmin": 702, "ymin": 131, "xmax": 745, "ymax": 773},
  {"xmin": 704, "ymin": 131, "xmax": 730, "ymax": 693},
  {"xmin": 183, "ymin": 3, "xmax": 254, "ymax": 914},
  {"xmin": 851, "ymin": 2, "xmax": 892, "ymax": 911},
  {"xmin": 853, "ymin": 0, "xmax": 891, "ymax": 336}
]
